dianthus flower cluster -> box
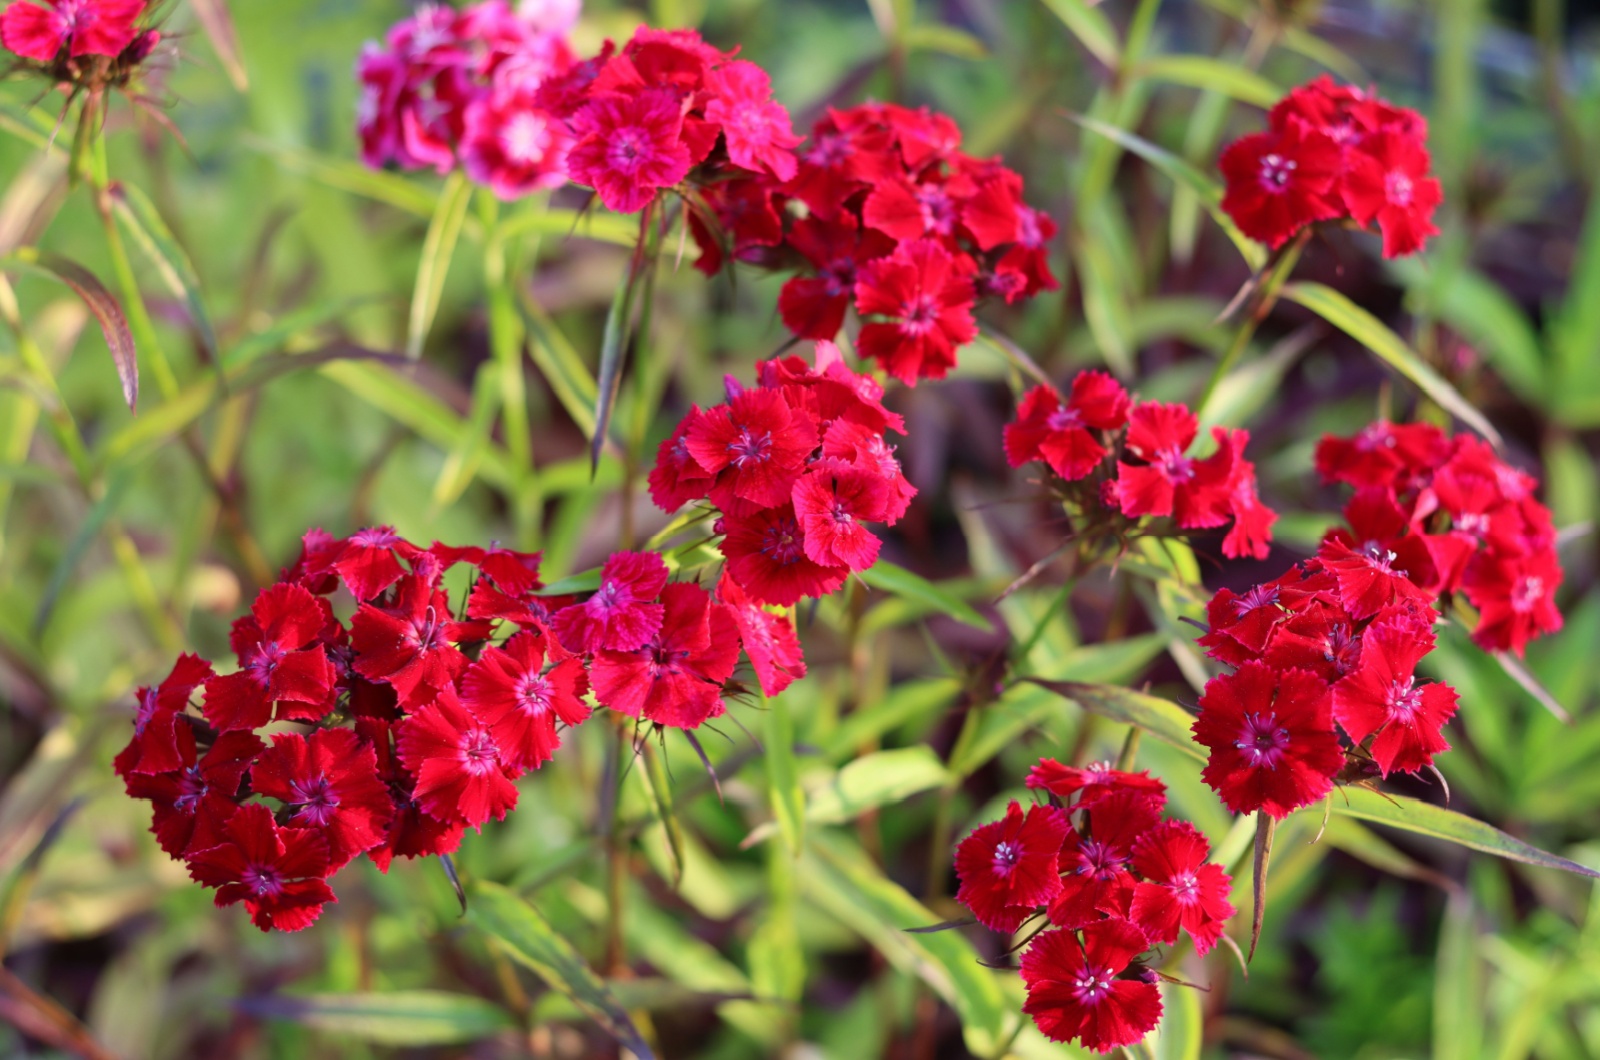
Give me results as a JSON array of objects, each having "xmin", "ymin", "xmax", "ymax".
[
  {"xmin": 1220, "ymin": 76, "xmax": 1441, "ymax": 257},
  {"xmin": 1191, "ymin": 422, "xmax": 1563, "ymax": 818},
  {"xmin": 1004, "ymin": 370, "xmax": 1277, "ymax": 559},
  {"xmin": 953, "ymin": 763, "xmax": 1235, "ymax": 1053},
  {"xmin": 531, "ymin": 24, "xmax": 801, "ymax": 214},
  {"xmin": 116, "ymin": 526, "xmax": 795, "ymax": 932},
  {"xmin": 0, "ymin": 0, "xmax": 160, "ymax": 86},
  {"xmin": 690, "ymin": 100, "xmax": 1058, "ymax": 384},
  {"xmin": 649, "ymin": 341, "xmax": 913, "ymax": 623},
  {"xmin": 357, "ymin": 0, "xmax": 578, "ymax": 199}
]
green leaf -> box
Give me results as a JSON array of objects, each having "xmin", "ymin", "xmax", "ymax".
[
  {"xmin": 1393, "ymin": 261, "xmax": 1546, "ymax": 400},
  {"xmin": 238, "ymin": 991, "xmax": 514, "ymax": 1046},
  {"xmin": 3, "ymin": 248, "xmax": 137, "ymax": 410},
  {"xmin": 638, "ymin": 740, "xmax": 685, "ymax": 889},
  {"xmin": 591, "ymin": 256, "xmax": 643, "ymax": 473},
  {"xmin": 1075, "ymin": 234, "xmax": 1133, "ymax": 377},
  {"xmin": 1025, "ymin": 679, "xmax": 1204, "ymax": 761},
  {"xmin": 189, "ymin": 0, "xmax": 249, "ymax": 91},
  {"xmin": 744, "ymin": 747, "xmax": 949, "ymax": 847},
  {"xmin": 1282, "ymin": 282, "xmax": 1503, "ymax": 449},
  {"xmin": 469, "ymin": 882, "xmax": 656, "ymax": 1060},
  {"xmin": 803, "ymin": 833, "xmax": 1016, "ymax": 1056},
  {"xmin": 407, "ymin": 172, "xmax": 473, "ymax": 360},
  {"xmin": 431, "ymin": 367, "xmax": 500, "ymax": 509},
  {"xmin": 902, "ymin": 23, "xmax": 988, "ymax": 59},
  {"xmin": 1548, "ymin": 170, "xmax": 1600, "ymax": 423},
  {"xmin": 803, "ymin": 747, "xmax": 948, "ymax": 826},
  {"xmin": 1069, "ymin": 115, "xmax": 1265, "ymax": 269},
  {"xmin": 253, "ymin": 141, "xmax": 439, "ymax": 217},
  {"xmin": 495, "ymin": 207, "xmax": 639, "ymax": 247},
  {"xmin": 1153, "ymin": 979, "xmax": 1202, "ymax": 1060},
  {"xmin": 1037, "ymin": 0, "xmax": 1119, "ymax": 68},
  {"xmin": 516, "ymin": 295, "xmax": 599, "ymax": 437},
  {"xmin": 763, "ymin": 689, "xmax": 805, "ymax": 857},
  {"xmin": 822, "ymin": 678, "xmax": 962, "ymax": 762},
  {"xmin": 1134, "ymin": 55, "xmax": 1281, "ymax": 108},
  {"xmin": 859, "ymin": 561, "xmax": 991, "ymax": 631},
  {"xmin": 107, "ymin": 182, "xmax": 218, "ymax": 364},
  {"xmin": 34, "ymin": 470, "xmax": 130, "ymax": 635},
  {"xmin": 1433, "ymin": 894, "xmax": 1484, "ymax": 1060},
  {"xmin": 1328, "ymin": 787, "xmax": 1600, "ymax": 879}
]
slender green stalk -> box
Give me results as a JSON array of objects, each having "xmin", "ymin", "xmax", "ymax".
[{"xmin": 1193, "ymin": 231, "xmax": 1308, "ymax": 418}]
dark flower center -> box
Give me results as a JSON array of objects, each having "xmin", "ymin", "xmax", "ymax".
[{"xmin": 1235, "ymin": 711, "xmax": 1290, "ymax": 769}]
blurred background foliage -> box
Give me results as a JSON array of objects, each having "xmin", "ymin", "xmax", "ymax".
[{"xmin": 2, "ymin": 0, "xmax": 1600, "ymax": 1057}]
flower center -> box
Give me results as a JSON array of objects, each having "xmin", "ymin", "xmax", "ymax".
[
  {"xmin": 1511, "ymin": 575, "xmax": 1544, "ymax": 614},
  {"xmin": 1385, "ymin": 171, "xmax": 1415, "ymax": 206},
  {"xmin": 502, "ymin": 112, "xmax": 551, "ymax": 165},
  {"xmin": 290, "ymin": 775, "xmax": 341, "ymax": 827},
  {"xmin": 991, "ymin": 840, "xmax": 1020, "ymax": 876},
  {"xmin": 915, "ymin": 185, "xmax": 956, "ymax": 236},
  {"xmin": 1154, "ymin": 446, "xmax": 1194, "ymax": 484},
  {"xmin": 242, "ymin": 864, "xmax": 285, "ymax": 897},
  {"xmin": 900, "ymin": 293, "xmax": 941, "ymax": 337},
  {"xmin": 608, "ymin": 130, "xmax": 647, "ymax": 173},
  {"xmin": 1385, "ymin": 677, "xmax": 1424, "ymax": 722},
  {"xmin": 760, "ymin": 518, "xmax": 808, "ymax": 566},
  {"xmin": 461, "ymin": 728, "xmax": 500, "ymax": 775},
  {"xmin": 1235, "ymin": 584, "xmax": 1280, "ymax": 615},
  {"xmin": 829, "ymin": 502, "xmax": 854, "ymax": 527},
  {"xmin": 1355, "ymin": 423, "xmax": 1394, "ymax": 452},
  {"xmin": 518, "ymin": 674, "xmax": 553, "ymax": 715},
  {"xmin": 1073, "ymin": 839, "xmax": 1126, "ymax": 880},
  {"xmin": 173, "ymin": 767, "xmax": 207, "ymax": 812},
  {"xmin": 1073, "ymin": 966, "xmax": 1116, "ymax": 1005},
  {"xmin": 1046, "ymin": 406, "xmax": 1084, "ymax": 432},
  {"xmin": 1235, "ymin": 711, "xmax": 1290, "ymax": 769},
  {"xmin": 1361, "ymin": 543, "xmax": 1399, "ymax": 573},
  {"xmin": 1171, "ymin": 871, "xmax": 1201, "ymax": 904},
  {"xmin": 806, "ymin": 132, "xmax": 849, "ymax": 167},
  {"xmin": 727, "ymin": 428, "xmax": 773, "ymax": 466},
  {"xmin": 1257, "ymin": 152, "xmax": 1296, "ymax": 191}
]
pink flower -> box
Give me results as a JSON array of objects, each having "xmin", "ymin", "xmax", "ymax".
[
  {"xmin": 589, "ymin": 582, "xmax": 741, "ymax": 729},
  {"xmin": 461, "ymin": 87, "xmax": 570, "ymax": 199},
  {"xmin": 791, "ymin": 467, "xmax": 889, "ymax": 571},
  {"xmin": 1, "ymin": 0, "xmax": 144, "ymax": 62},
  {"xmin": 1129, "ymin": 821, "xmax": 1235, "ymax": 956},
  {"xmin": 685, "ymin": 389, "xmax": 819, "ymax": 509},
  {"xmin": 550, "ymin": 550, "xmax": 670, "ymax": 653},
  {"xmin": 715, "ymin": 570, "xmax": 806, "ymax": 696},
  {"xmin": 567, "ymin": 86, "xmax": 693, "ymax": 213},
  {"xmin": 703, "ymin": 59, "xmax": 801, "ymax": 181},
  {"xmin": 459, "ymin": 630, "xmax": 591, "ymax": 771},
  {"xmin": 1005, "ymin": 372, "xmax": 1131, "ymax": 481}
]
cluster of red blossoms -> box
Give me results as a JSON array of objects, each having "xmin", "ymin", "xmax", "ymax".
[
  {"xmin": 1192, "ymin": 422, "xmax": 1563, "ymax": 818},
  {"xmin": 1220, "ymin": 76, "xmax": 1441, "ymax": 258},
  {"xmin": 115, "ymin": 526, "xmax": 806, "ymax": 931},
  {"xmin": 0, "ymin": 0, "xmax": 160, "ymax": 83},
  {"xmin": 650, "ymin": 340, "xmax": 913, "ymax": 614},
  {"xmin": 689, "ymin": 99, "xmax": 1059, "ymax": 384},
  {"xmin": 1004, "ymin": 371, "xmax": 1277, "ymax": 560},
  {"xmin": 357, "ymin": 1, "xmax": 578, "ymax": 199},
  {"xmin": 533, "ymin": 23, "xmax": 800, "ymax": 214},
  {"xmin": 953, "ymin": 762, "xmax": 1235, "ymax": 1053}
]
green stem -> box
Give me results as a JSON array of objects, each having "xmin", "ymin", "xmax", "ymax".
[
  {"xmin": 1115, "ymin": 726, "xmax": 1141, "ymax": 771},
  {"xmin": 1194, "ymin": 232, "xmax": 1307, "ymax": 418},
  {"xmin": 482, "ymin": 195, "xmax": 531, "ymax": 473},
  {"xmin": 603, "ymin": 719, "xmax": 629, "ymax": 976},
  {"xmin": 89, "ymin": 116, "xmax": 178, "ymax": 402}
]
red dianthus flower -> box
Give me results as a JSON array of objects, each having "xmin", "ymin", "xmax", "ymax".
[
  {"xmin": 186, "ymin": 802, "xmax": 336, "ymax": 933},
  {"xmin": 854, "ymin": 238, "xmax": 977, "ymax": 385},
  {"xmin": 1019, "ymin": 920, "xmax": 1162, "ymax": 1053},
  {"xmin": 1129, "ymin": 821, "xmax": 1235, "ymax": 956},
  {"xmin": 549, "ymin": 549, "xmax": 669, "ymax": 653},
  {"xmin": 251, "ymin": 729, "xmax": 394, "ymax": 871},
  {"xmin": 567, "ymin": 86, "xmax": 692, "ymax": 213},
  {"xmin": 396, "ymin": 688, "xmax": 520, "ymax": 828},
  {"xmin": 459, "ymin": 629, "xmax": 591, "ymax": 771},
  {"xmin": 203, "ymin": 583, "xmax": 337, "ymax": 732},
  {"xmin": 1219, "ymin": 120, "xmax": 1343, "ymax": 249},
  {"xmin": 1, "ymin": 0, "xmax": 144, "ymax": 62},
  {"xmin": 1004, "ymin": 372, "xmax": 1131, "ymax": 481},
  {"xmin": 953, "ymin": 801, "xmax": 1069, "ymax": 932},
  {"xmin": 1192, "ymin": 661, "xmax": 1345, "ymax": 818},
  {"xmin": 1332, "ymin": 617, "xmax": 1457, "ymax": 776}
]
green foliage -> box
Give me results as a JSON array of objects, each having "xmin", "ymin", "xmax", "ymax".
[{"xmin": 2, "ymin": 0, "xmax": 1599, "ymax": 1057}]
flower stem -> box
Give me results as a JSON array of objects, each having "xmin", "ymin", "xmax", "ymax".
[{"xmin": 1193, "ymin": 231, "xmax": 1308, "ymax": 420}]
